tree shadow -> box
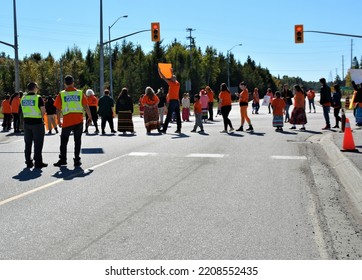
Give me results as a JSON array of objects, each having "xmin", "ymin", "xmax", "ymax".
[{"xmin": 13, "ymin": 168, "xmax": 42, "ymax": 181}]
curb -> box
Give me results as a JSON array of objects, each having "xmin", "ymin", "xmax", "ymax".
[{"xmin": 319, "ymin": 133, "xmax": 362, "ymax": 215}]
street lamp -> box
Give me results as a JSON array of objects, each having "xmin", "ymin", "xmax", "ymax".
[
  {"xmin": 109, "ymin": 15, "xmax": 128, "ymax": 99},
  {"xmin": 227, "ymin": 43, "xmax": 242, "ymax": 88},
  {"xmin": 0, "ymin": 0, "xmax": 20, "ymax": 92},
  {"xmin": 100, "ymin": 0, "xmax": 104, "ymax": 95}
]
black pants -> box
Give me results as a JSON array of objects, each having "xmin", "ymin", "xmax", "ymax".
[
  {"xmin": 24, "ymin": 122, "xmax": 45, "ymax": 165},
  {"xmin": 163, "ymin": 100, "xmax": 181, "ymax": 131},
  {"xmin": 221, "ymin": 105, "xmax": 233, "ymax": 130},
  {"xmin": 12, "ymin": 113, "xmax": 20, "ymax": 131},
  {"xmin": 101, "ymin": 116, "xmax": 115, "ymax": 132},
  {"xmin": 59, "ymin": 122, "xmax": 83, "ymax": 161},
  {"xmin": 208, "ymin": 102, "xmax": 214, "ymax": 120}
]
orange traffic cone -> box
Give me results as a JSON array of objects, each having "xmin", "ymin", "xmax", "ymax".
[{"xmin": 342, "ymin": 118, "xmax": 358, "ymax": 152}]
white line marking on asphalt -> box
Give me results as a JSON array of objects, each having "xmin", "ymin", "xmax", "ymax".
[
  {"xmin": 128, "ymin": 152, "xmax": 158, "ymax": 157},
  {"xmin": 271, "ymin": 155, "xmax": 307, "ymax": 160},
  {"xmin": 0, "ymin": 154, "xmax": 128, "ymax": 207},
  {"xmin": 186, "ymin": 153, "xmax": 226, "ymax": 158}
]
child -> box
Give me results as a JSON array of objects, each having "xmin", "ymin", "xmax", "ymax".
[
  {"xmin": 271, "ymin": 91, "xmax": 286, "ymax": 132},
  {"xmin": 181, "ymin": 93, "xmax": 190, "ymax": 121},
  {"xmin": 191, "ymin": 94, "xmax": 204, "ymax": 133},
  {"xmin": 199, "ymin": 89, "xmax": 209, "ymax": 123}
]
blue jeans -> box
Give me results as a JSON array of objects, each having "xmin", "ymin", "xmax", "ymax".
[{"xmin": 323, "ymin": 106, "xmax": 330, "ymax": 126}]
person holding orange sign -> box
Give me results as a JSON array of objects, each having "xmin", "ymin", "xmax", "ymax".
[{"xmin": 159, "ymin": 67, "xmax": 182, "ymax": 134}]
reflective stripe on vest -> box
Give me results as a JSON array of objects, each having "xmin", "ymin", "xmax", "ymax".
[
  {"xmin": 60, "ymin": 90, "xmax": 83, "ymax": 115},
  {"xmin": 21, "ymin": 95, "xmax": 42, "ymax": 118}
]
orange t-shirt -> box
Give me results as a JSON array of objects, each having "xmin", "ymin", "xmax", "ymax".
[
  {"xmin": 193, "ymin": 100, "xmax": 202, "ymax": 113},
  {"xmin": 1, "ymin": 99, "xmax": 11, "ymax": 114},
  {"xmin": 142, "ymin": 94, "xmax": 159, "ymax": 106},
  {"xmin": 218, "ymin": 90, "xmax": 232, "ymax": 107},
  {"xmin": 294, "ymin": 91, "xmax": 305, "ymax": 109},
  {"xmin": 10, "ymin": 96, "xmax": 20, "ymax": 113},
  {"xmin": 207, "ymin": 90, "xmax": 214, "ymax": 102},
  {"xmin": 167, "ymin": 80, "xmax": 180, "ymax": 100},
  {"xmin": 307, "ymin": 90, "xmax": 315, "ymax": 100},
  {"xmin": 87, "ymin": 95, "xmax": 98, "ymax": 107},
  {"xmin": 239, "ymin": 88, "xmax": 249, "ymax": 103},
  {"xmin": 272, "ymin": 98, "xmax": 286, "ymax": 116},
  {"xmin": 54, "ymin": 87, "xmax": 88, "ymax": 128}
]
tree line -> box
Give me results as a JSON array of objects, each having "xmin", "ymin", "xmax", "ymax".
[{"xmin": 1, "ymin": 40, "xmax": 322, "ymax": 102}]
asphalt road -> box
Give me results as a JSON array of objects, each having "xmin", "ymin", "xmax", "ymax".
[{"xmin": 1, "ymin": 103, "xmax": 362, "ymax": 260}]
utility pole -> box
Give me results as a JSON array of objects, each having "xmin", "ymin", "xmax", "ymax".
[
  {"xmin": 351, "ymin": 39, "xmax": 353, "ymax": 69},
  {"xmin": 186, "ymin": 28, "xmax": 195, "ymax": 92},
  {"xmin": 99, "ymin": 0, "xmax": 104, "ymax": 95}
]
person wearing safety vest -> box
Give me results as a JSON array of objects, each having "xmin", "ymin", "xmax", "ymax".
[
  {"xmin": 53, "ymin": 75, "xmax": 92, "ymax": 167},
  {"xmin": 21, "ymin": 82, "xmax": 47, "ymax": 169}
]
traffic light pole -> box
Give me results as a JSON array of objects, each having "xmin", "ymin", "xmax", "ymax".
[
  {"xmin": 304, "ymin": 30, "xmax": 362, "ymax": 39},
  {"xmin": 103, "ymin": 29, "xmax": 151, "ymax": 45}
]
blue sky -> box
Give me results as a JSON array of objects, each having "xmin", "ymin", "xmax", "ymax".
[{"xmin": 1, "ymin": 0, "xmax": 362, "ymax": 82}]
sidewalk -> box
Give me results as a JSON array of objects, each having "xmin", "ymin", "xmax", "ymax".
[{"xmin": 320, "ymin": 126, "xmax": 362, "ymax": 216}]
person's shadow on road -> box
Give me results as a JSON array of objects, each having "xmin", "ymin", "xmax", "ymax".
[
  {"xmin": 52, "ymin": 166, "xmax": 93, "ymax": 180},
  {"xmin": 13, "ymin": 168, "xmax": 42, "ymax": 181}
]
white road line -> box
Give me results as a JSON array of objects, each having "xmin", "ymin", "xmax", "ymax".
[
  {"xmin": 128, "ymin": 152, "xmax": 158, "ymax": 157},
  {"xmin": 271, "ymin": 155, "xmax": 307, "ymax": 160},
  {"xmin": 186, "ymin": 153, "xmax": 226, "ymax": 158},
  {"xmin": 0, "ymin": 154, "xmax": 128, "ymax": 207}
]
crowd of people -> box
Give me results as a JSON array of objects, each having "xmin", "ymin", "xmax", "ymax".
[{"xmin": 2, "ymin": 74, "xmax": 362, "ymax": 169}]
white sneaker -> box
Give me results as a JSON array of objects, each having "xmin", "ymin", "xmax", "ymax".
[
  {"xmin": 220, "ymin": 130, "xmax": 227, "ymax": 133},
  {"xmin": 229, "ymin": 128, "xmax": 235, "ymax": 132}
]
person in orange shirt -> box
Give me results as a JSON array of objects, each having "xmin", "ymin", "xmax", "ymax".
[
  {"xmin": 191, "ymin": 94, "xmax": 204, "ymax": 133},
  {"xmin": 218, "ymin": 83, "xmax": 234, "ymax": 133},
  {"xmin": 53, "ymin": 75, "xmax": 92, "ymax": 167},
  {"xmin": 142, "ymin": 86, "xmax": 161, "ymax": 134},
  {"xmin": 271, "ymin": 91, "xmax": 286, "ymax": 132},
  {"xmin": 1, "ymin": 94, "xmax": 12, "ymax": 131},
  {"xmin": 306, "ymin": 88, "xmax": 316, "ymax": 113},
  {"xmin": 10, "ymin": 92, "xmax": 21, "ymax": 133},
  {"xmin": 159, "ymin": 68, "xmax": 182, "ymax": 134},
  {"xmin": 266, "ymin": 88, "xmax": 274, "ymax": 114},
  {"xmin": 289, "ymin": 84, "xmax": 307, "ymax": 131},
  {"xmin": 84, "ymin": 89, "xmax": 99, "ymax": 134},
  {"xmin": 236, "ymin": 81, "xmax": 253, "ymax": 132},
  {"xmin": 205, "ymin": 86, "xmax": 215, "ymax": 121},
  {"xmin": 252, "ymin": 87, "xmax": 260, "ymax": 114}
]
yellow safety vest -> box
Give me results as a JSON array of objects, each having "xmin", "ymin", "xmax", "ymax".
[
  {"xmin": 21, "ymin": 94, "xmax": 42, "ymax": 118},
  {"xmin": 60, "ymin": 90, "xmax": 83, "ymax": 115}
]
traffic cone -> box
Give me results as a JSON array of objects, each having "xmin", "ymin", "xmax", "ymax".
[{"xmin": 342, "ymin": 118, "xmax": 358, "ymax": 152}]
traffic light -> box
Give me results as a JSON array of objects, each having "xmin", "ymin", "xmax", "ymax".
[
  {"xmin": 294, "ymin": 24, "xmax": 304, "ymax": 43},
  {"xmin": 151, "ymin": 22, "xmax": 160, "ymax": 42}
]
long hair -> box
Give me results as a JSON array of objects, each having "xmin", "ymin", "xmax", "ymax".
[
  {"xmin": 220, "ymin": 83, "xmax": 230, "ymax": 93},
  {"xmin": 145, "ymin": 86, "xmax": 155, "ymax": 100}
]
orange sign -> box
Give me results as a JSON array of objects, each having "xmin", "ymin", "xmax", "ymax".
[{"xmin": 158, "ymin": 63, "xmax": 172, "ymax": 79}]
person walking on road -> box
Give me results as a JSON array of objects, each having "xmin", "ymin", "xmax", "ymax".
[
  {"xmin": 271, "ymin": 91, "xmax": 286, "ymax": 132},
  {"xmin": 289, "ymin": 84, "xmax": 307, "ymax": 131},
  {"xmin": 142, "ymin": 86, "xmax": 161, "ymax": 134},
  {"xmin": 45, "ymin": 95, "xmax": 58, "ymax": 134},
  {"xmin": 319, "ymin": 78, "xmax": 332, "ymax": 130},
  {"xmin": 53, "ymin": 75, "xmax": 92, "ymax": 167},
  {"xmin": 84, "ymin": 89, "xmax": 99, "ymax": 134},
  {"xmin": 236, "ymin": 81, "xmax": 253, "ymax": 132},
  {"xmin": 191, "ymin": 94, "xmax": 204, "ymax": 133},
  {"xmin": 21, "ymin": 82, "xmax": 47, "ymax": 168},
  {"xmin": 98, "ymin": 89, "xmax": 116, "ymax": 135},
  {"xmin": 159, "ymin": 68, "xmax": 182, "ymax": 134},
  {"xmin": 332, "ymin": 84, "xmax": 342, "ymax": 129},
  {"xmin": 307, "ymin": 88, "xmax": 316, "ymax": 113},
  {"xmin": 218, "ymin": 83, "xmax": 234, "ymax": 133},
  {"xmin": 282, "ymin": 84, "xmax": 293, "ymax": 123},
  {"xmin": 1, "ymin": 94, "xmax": 12, "ymax": 131},
  {"xmin": 10, "ymin": 92, "xmax": 21, "ymax": 133},
  {"xmin": 115, "ymin": 87, "xmax": 135, "ymax": 134},
  {"xmin": 205, "ymin": 86, "xmax": 215, "ymax": 121}
]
